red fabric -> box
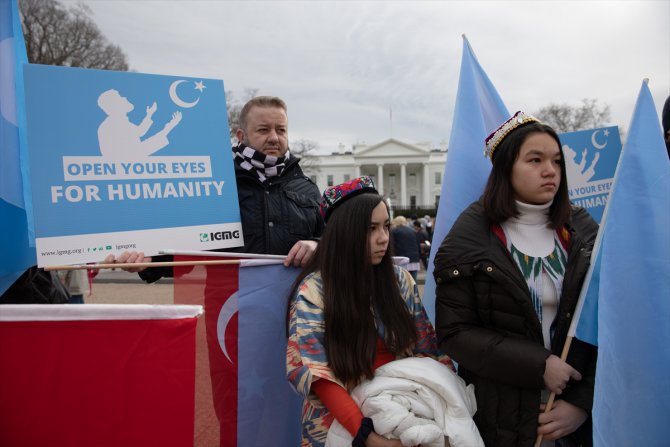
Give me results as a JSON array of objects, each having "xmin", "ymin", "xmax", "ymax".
[
  {"xmin": 492, "ymin": 223, "xmax": 507, "ymax": 246},
  {"xmin": 87, "ymin": 267, "xmax": 98, "ymax": 294},
  {"xmin": 557, "ymin": 226, "xmax": 571, "ymax": 251},
  {"xmin": 373, "ymin": 336, "xmax": 395, "ymax": 370},
  {"xmin": 174, "ymin": 258, "xmax": 239, "ymax": 447},
  {"xmin": 311, "ymin": 337, "xmax": 396, "ymax": 436},
  {"xmin": 0, "ymin": 318, "xmax": 197, "ymax": 447},
  {"xmin": 312, "ymin": 380, "xmax": 363, "ymax": 436}
]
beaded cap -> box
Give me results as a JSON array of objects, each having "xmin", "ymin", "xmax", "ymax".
[
  {"xmin": 484, "ymin": 111, "xmax": 540, "ymax": 161},
  {"xmin": 319, "ymin": 176, "xmax": 378, "ymax": 222}
]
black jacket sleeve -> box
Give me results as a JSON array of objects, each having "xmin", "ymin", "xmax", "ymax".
[
  {"xmin": 435, "ymin": 277, "xmax": 550, "ymax": 390},
  {"xmin": 137, "ymin": 254, "xmax": 174, "ymax": 283}
]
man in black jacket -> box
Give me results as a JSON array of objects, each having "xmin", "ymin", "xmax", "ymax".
[
  {"xmin": 229, "ymin": 96, "xmax": 323, "ymax": 262},
  {"xmin": 105, "ymin": 96, "xmax": 323, "ymax": 280}
]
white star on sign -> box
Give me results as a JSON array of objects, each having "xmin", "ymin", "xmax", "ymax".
[{"xmin": 194, "ymin": 81, "xmax": 206, "ymax": 92}]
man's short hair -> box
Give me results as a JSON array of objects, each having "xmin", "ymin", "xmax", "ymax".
[{"xmin": 239, "ymin": 96, "xmax": 287, "ymax": 130}]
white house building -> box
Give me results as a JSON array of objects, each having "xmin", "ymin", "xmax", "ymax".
[{"xmin": 307, "ymin": 138, "xmax": 447, "ymax": 209}]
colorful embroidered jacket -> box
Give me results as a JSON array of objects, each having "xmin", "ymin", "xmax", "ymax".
[{"xmin": 286, "ymin": 265, "xmax": 449, "ymax": 447}]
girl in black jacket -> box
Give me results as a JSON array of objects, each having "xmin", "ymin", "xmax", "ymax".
[{"xmin": 434, "ymin": 112, "xmax": 597, "ymax": 447}]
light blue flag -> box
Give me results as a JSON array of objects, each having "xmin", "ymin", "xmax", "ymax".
[
  {"xmin": 589, "ymin": 81, "xmax": 670, "ymax": 446},
  {"xmin": 237, "ymin": 262, "xmax": 302, "ymax": 446},
  {"xmin": 0, "ymin": 0, "xmax": 36, "ymax": 294},
  {"xmin": 423, "ymin": 36, "xmax": 509, "ymax": 322},
  {"xmin": 572, "ymin": 247, "xmax": 601, "ymax": 345}
]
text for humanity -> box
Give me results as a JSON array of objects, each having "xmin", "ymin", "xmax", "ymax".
[{"xmin": 51, "ymin": 181, "xmax": 225, "ymax": 203}]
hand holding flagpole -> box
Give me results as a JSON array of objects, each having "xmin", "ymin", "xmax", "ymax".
[{"xmin": 534, "ymin": 337, "xmax": 576, "ymax": 446}]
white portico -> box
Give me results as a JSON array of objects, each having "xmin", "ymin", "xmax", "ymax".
[{"xmin": 308, "ymin": 139, "xmax": 447, "ymax": 209}]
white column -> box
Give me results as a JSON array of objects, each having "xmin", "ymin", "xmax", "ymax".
[
  {"xmin": 400, "ymin": 163, "xmax": 407, "ymax": 207},
  {"xmin": 354, "ymin": 164, "xmax": 361, "ymax": 178},
  {"xmin": 423, "ymin": 162, "xmax": 430, "ymax": 207},
  {"xmin": 377, "ymin": 163, "xmax": 384, "ymax": 195}
]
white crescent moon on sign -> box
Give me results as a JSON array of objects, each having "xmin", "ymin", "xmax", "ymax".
[
  {"xmin": 591, "ymin": 130, "xmax": 607, "ymax": 150},
  {"xmin": 169, "ymin": 80, "xmax": 200, "ymax": 108},
  {"xmin": 217, "ymin": 291, "xmax": 239, "ymax": 363}
]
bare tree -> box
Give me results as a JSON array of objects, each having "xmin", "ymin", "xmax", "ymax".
[
  {"xmin": 227, "ymin": 88, "xmax": 259, "ymax": 140},
  {"xmin": 20, "ymin": 0, "xmax": 128, "ymax": 70},
  {"xmin": 534, "ymin": 98, "xmax": 611, "ymax": 133},
  {"xmin": 291, "ymin": 139, "xmax": 320, "ymax": 175}
]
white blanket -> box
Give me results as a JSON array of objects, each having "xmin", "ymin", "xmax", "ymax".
[{"xmin": 326, "ymin": 357, "xmax": 483, "ymax": 447}]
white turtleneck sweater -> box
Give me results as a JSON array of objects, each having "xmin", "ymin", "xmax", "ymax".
[{"xmin": 501, "ymin": 201, "xmax": 559, "ymax": 350}]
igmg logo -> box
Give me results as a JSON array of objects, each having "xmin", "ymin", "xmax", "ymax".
[{"xmin": 200, "ymin": 230, "xmax": 240, "ymax": 242}]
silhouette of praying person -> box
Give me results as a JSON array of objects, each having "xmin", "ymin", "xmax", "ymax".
[
  {"xmin": 563, "ymin": 144, "xmax": 600, "ymax": 185},
  {"xmin": 97, "ymin": 89, "xmax": 182, "ymax": 159}
]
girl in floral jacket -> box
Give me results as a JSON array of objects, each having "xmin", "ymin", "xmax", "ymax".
[{"xmin": 287, "ymin": 176, "xmax": 450, "ymax": 447}]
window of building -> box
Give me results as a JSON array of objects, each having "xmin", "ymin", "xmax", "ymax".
[
  {"xmin": 389, "ymin": 173, "xmax": 396, "ymax": 189},
  {"xmin": 327, "ymin": 175, "xmax": 334, "ymax": 186},
  {"xmin": 410, "ymin": 195, "xmax": 416, "ymax": 208},
  {"xmin": 343, "ymin": 174, "xmax": 351, "ymax": 182},
  {"xmin": 409, "ymin": 173, "xmax": 417, "ymax": 186},
  {"xmin": 434, "ymin": 172, "xmax": 441, "ymax": 185},
  {"xmin": 310, "ymin": 175, "xmax": 317, "ymax": 184},
  {"xmin": 435, "ymin": 195, "xmax": 440, "ymax": 207}
]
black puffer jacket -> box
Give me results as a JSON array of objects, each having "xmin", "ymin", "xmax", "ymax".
[
  {"xmin": 434, "ymin": 201, "xmax": 598, "ymax": 447},
  {"xmin": 139, "ymin": 155, "xmax": 323, "ymax": 283}
]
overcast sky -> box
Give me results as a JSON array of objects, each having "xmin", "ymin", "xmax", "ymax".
[{"xmin": 69, "ymin": 0, "xmax": 669, "ymax": 152}]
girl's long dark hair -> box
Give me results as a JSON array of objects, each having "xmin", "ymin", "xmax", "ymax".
[{"xmin": 290, "ymin": 193, "xmax": 417, "ymax": 388}]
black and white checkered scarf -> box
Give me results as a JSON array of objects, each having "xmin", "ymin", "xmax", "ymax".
[{"xmin": 232, "ymin": 143, "xmax": 289, "ymax": 183}]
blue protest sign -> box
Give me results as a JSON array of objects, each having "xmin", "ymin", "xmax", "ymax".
[
  {"xmin": 560, "ymin": 126, "xmax": 622, "ymax": 223},
  {"xmin": 23, "ymin": 64, "xmax": 242, "ymax": 266}
]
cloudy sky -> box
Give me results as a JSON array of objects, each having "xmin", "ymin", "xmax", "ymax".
[{"xmin": 69, "ymin": 0, "xmax": 668, "ymax": 152}]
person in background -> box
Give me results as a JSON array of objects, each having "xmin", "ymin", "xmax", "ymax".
[
  {"xmin": 58, "ymin": 269, "xmax": 89, "ymax": 304},
  {"xmin": 389, "ymin": 215, "xmax": 421, "ymax": 280},
  {"xmin": 434, "ymin": 111, "xmax": 598, "ymax": 446},
  {"xmin": 413, "ymin": 220, "xmax": 431, "ymax": 269},
  {"xmin": 424, "ymin": 214, "xmax": 434, "ymax": 239},
  {"xmin": 0, "ymin": 266, "xmax": 70, "ymax": 304},
  {"xmin": 287, "ymin": 176, "xmax": 449, "ymax": 447}
]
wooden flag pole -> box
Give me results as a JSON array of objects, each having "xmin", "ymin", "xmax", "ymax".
[
  {"xmin": 43, "ymin": 251, "xmax": 288, "ymax": 271},
  {"xmin": 534, "ymin": 335, "xmax": 575, "ymax": 447}
]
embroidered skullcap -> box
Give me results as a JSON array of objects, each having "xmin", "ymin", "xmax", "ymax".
[
  {"xmin": 484, "ymin": 111, "xmax": 540, "ymax": 161},
  {"xmin": 319, "ymin": 176, "xmax": 378, "ymax": 222}
]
